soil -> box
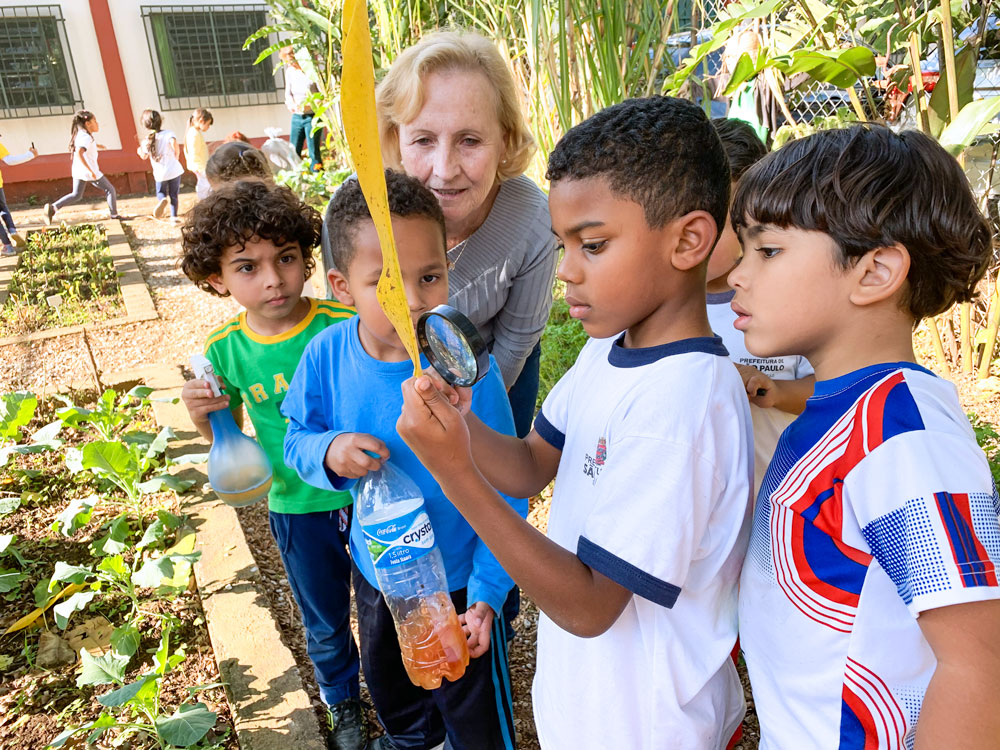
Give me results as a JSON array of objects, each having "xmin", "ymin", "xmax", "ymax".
[{"xmin": 2, "ymin": 192, "xmax": 998, "ymax": 750}]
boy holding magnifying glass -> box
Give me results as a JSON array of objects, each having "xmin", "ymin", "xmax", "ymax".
[{"xmin": 397, "ymin": 96, "xmax": 753, "ymax": 750}]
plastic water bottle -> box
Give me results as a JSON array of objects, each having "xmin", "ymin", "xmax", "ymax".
[
  {"xmin": 356, "ymin": 459, "xmax": 469, "ymax": 689},
  {"xmin": 190, "ymin": 354, "xmax": 273, "ymax": 507}
]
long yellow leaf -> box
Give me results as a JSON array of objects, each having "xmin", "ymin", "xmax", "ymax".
[
  {"xmin": 3, "ymin": 583, "xmax": 85, "ymax": 635},
  {"xmin": 341, "ymin": 0, "xmax": 422, "ymax": 376}
]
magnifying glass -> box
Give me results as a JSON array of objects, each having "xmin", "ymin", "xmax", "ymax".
[{"xmin": 416, "ymin": 305, "xmax": 489, "ymax": 387}]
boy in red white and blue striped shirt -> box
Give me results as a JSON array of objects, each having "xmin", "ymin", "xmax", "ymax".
[{"xmin": 731, "ymin": 125, "xmax": 1000, "ymax": 750}]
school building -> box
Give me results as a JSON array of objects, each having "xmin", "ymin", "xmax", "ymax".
[{"xmin": 0, "ymin": 0, "xmax": 289, "ymax": 202}]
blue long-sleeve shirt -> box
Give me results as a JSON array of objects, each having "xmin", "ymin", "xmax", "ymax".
[{"xmin": 282, "ymin": 316, "xmax": 526, "ymax": 615}]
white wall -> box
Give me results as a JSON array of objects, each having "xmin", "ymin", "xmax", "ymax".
[
  {"xmin": 0, "ymin": 1, "xmax": 120, "ymax": 156},
  {"xmin": 109, "ymin": 0, "xmax": 290, "ymax": 148}
]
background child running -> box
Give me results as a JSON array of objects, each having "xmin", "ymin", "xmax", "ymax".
[
  {"xmin": 185, "ymin": 108, "xmax": 213, "ymax": 200},
  {"xmin": 137, "ymin": 109, "xmax": 184, "ymax": 221},
  {"xmin": 0, "ymin": 135, "xmax": 37, "ymax": 256},
  {"xmin": 731, "ymin": 125, "xmax": 1000, "ymax": 749},
  {"xmin": 708, "ymin": 117, "xmax": 815, "ymax": 493},
  {"xmin": 397, "ymin": 96, "xmax": 753, "ymax": 750},
  {"xmin": 282, "ymin": 170, "xmax": 523, "ymax": 750},
  {"xmin": 44, "ymin": 111, "xmax": 118, "ymax": 225},
  {"xmin": 179, "ymin": 180, "xmax": 366, "ymax": 750},
  {"xmin": 205, "ymin": 141, "xmax": 273, "ymax": 189}
]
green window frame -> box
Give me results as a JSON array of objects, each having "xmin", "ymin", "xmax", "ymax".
[
  {"xmin": 141, "ymin": 4, "xmax": 283, "ymax": 111},
  {"xmin": 0, "ymin": 5, "xmax": 83, "ymax": 118}
]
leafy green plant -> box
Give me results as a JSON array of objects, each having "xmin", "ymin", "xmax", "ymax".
[
  {"xmin": 0, "ymin": 391, "xmax": 63, "ymax": 468},
  {"xmin": 55, "ymin": 386, "xmax": 156, "ymax": 442},
  {"xmin": 275, "ymin": 163, "xmax": 352, "ymax": 207},
  {"xmin": 538, "ymin": 296, "xmax": 589, "ymax": 408},
  {"xmin": 970, "ymin": 413, "xmax": 1000, "ymax": 486},
  {"xmin": 47, "ymin": 622, "xmax": 222, "ymax": 749}
]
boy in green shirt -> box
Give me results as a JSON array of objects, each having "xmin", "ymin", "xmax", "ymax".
[{"xmin": 179, "ymin": 180, "xmax": 365, "ymax": 750}]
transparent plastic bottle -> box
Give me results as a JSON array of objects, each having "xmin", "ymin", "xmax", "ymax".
[
  {"xmin": 190, "ymin": 354, "xmax": 273, "ymax": 507},
  {"xmin": 356, "ymin": 459, "xmax": 469, "ymax": 689}
]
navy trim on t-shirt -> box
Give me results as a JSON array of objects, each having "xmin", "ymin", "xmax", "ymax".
[
  {"xmin": 706, "ymin": 289, "xmax": 736, "ymax": 305},
  {"xmin": 534, "ymin": 411, "xmax": 565, "ymax": 451},
  {"xmin": 577, "ymin": 536, "xmax": 682, "ymax": 608},
  {"xmin": 811, "ymin": 361, "xmax": 936, "ymax": 399},
  {"xmin": 607, "ymin": 334, "xmax": 729, "ymax": 368}
]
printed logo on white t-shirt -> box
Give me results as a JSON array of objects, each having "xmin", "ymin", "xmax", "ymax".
[{"xmin": 582, "ymin": 436, "xmax": 607, "ymax": 484}]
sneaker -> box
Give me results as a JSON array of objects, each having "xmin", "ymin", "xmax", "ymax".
[
  {"xmin": 1, "ymin": 244, "xmax": 16, "ymax": 257},
  {"xmin": 9, "ymin": 231, "xmax": 25, "ymax": 248},
  {"xmin": 327, "ymin": 698, "xmax": 367, "ymax": 750},
  {"xmin": 43, "ymin": 203, "xmax": 54, "ymax": 225},
  {"xmin": 366, "ymin": 736, "xmax": 400, "ymax": 750},
  {"xmin": 153, "ymin": 198, "xmax": 169, "ymax": 219}
]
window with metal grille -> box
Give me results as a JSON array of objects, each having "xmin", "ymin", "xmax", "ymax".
[
  {"xmin": 0, "ymin": 5, "xmax": 83, "ymax": 118},
  {"xmin": 141, "ymin": 4, "xmax": 284, "ymax": 111}
]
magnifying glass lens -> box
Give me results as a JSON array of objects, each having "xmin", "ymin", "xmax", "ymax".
[{"xmin": 417, "ymin": 305, "xmax": 489, "ymax": 387}]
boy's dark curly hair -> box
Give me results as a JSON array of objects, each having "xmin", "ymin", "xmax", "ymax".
[
  {"xmin": 546, "ymin": 96, "xmax": 730, "ymax": 234},
  {"xmin": 180, "ymin": 180, "xmax": 320, "ymax": 296},
  {"xmin": 712, "ymin": 118, "xmax": 768, "ymax": 182},
  {"xmin": 323, "ymin": 169, "xmax": 446, "ymax": 273},
  {"xmin": 731, "ymin": 125, "xmax": 992, "ymax": 321}
]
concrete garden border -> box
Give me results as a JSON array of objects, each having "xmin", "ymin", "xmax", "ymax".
[{"xmin": 0, "ymin": 219, "xmax": 158, "ymax": 347}]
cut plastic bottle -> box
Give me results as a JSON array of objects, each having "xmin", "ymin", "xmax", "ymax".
[{"xmin": 356, "ymin": 458, "xmax": 469, "ymax": 689}]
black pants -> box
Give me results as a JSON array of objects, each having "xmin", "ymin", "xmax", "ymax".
[{"xmin": 352, "ymin": 564, "xmax": 517, "ymax": 750}]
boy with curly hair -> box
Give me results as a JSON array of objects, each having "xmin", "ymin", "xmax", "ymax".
[
  {"xmin": 179, "ymin": 180, "xmax": 365, "ymax": 750},
  {"xmin": 397, "ymin": 96, "xmax": 753, "ymax": 749},
  {"xmin": 730, "ymin": 125, "xmax": 1000, "ymax": 748}
]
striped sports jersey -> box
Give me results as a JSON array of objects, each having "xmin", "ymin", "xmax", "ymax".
[
  {"xmin": 204, "ymin": 297, "xmax": 355, "ymax": 514},
  {"xmin": 740, "ymin": 362, "xmax": 1000, "ymax": 750}
]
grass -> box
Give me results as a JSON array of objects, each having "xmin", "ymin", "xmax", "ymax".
[{"xmin": 0, "ymin": 225, "xmax": 124, "ymax": 337}]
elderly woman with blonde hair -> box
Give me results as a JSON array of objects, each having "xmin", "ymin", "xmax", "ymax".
[{"xmin": 376, "ymin": 29, "xmax": 557, "ymax": 440}]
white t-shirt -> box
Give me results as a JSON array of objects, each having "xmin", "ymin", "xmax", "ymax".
[
  {"xmin": 71, "ymin": 130, "xmax": 102, "ymax": 181},
  {"xmin": 139, "ymin": 130, "xmax": 184, "ymax": 182},
  {"xmin": 707, "ymin": 290, "xmax": 813, "ymax": 494},
  {"xmin": 740, "ymin": 363, "xmax": 1000, "ymax": 749},
  {"xmin": 532, "ymin": 333, "xmax": 753, "ymax": 750}
]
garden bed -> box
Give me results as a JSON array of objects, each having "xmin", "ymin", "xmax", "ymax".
[{"xmin": 0, "ymin": 386, "xmax": 236, "ymax": 750}]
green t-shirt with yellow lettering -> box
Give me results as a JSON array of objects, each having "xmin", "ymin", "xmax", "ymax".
[{"xmin": 204, "ymin": 297, "xmax": 355, "ymax": 514}]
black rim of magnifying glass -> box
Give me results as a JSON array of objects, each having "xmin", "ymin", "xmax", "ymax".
[{"xmin": 416, "ymin": 304, "xmax": 489, "ymax": 387}]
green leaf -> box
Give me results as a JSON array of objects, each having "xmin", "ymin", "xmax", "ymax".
[
  {"xmin": 86, "ymin": 713, "xmax": 117, "ymax": 744},
  {"xmin": 126, "ymin": 385, "xmax": 154, "ymax": 401},
  {"xmin": 0, "ymin": 533, "xmax": 13, "ymax": 555},
  {"xmin": 55, "ymin": 404, "xmax": 92, "ymax": 427},
  {"xmin": 110, "ymin": 623, "xmax": 141, "ymax": 657},
  {"xmin": 0, "ymin": 495, "xmax": 20, "ymax": 516},
  {"xmin": 54, "ymin": 591, "xmax": 97, "ymax": 629},
  {"xmin": 81, "ymin": 441, "xmax": 132, "ymax": 478},
  {"xmin": 76, "ymin": 648, "xmax": 128, "ymax": 687},
  {"xmin": 63, "ymin": 447, "xmax": 84, "ymax": 474},
  {"xmin": 0, "ymin": 567, "xmax": 26, "ymax": 593},
  {"xmin": 30, "ymin": 421, "xmax": 63, "ymax": 447},
  {"xmin": 50, "ymin": 561, "xmax": 93, "ymax": 586},
  {"xmin": 33, "ymin": 577, "xmax": 52, "ymax": 607},
  {"xmin": 131, "ymin": 556, "xmax": 174, "ymax": 588},
  {"xmin": 147, "ymin": 426, "xmax": 176, "ymax": 457},
  {"xmin": 154, "ymin": 702, "xmax": 217, "ymax": 747},
  {"xmin": 122, "ymin": 430, "xmax": 157, "ymax": 449},
  {"xmin": 137, "ymin": 518, "xmax": 165, "ymax": 549},
  {"xmin": 90, "ymin": 514, "xmax": 130, "ymax": 556},
  {"xmin": 46, "ymin": 723, "xmax": 92, "ymax": 749},
  {"xmin": 97, "ymin": 673, "xmax": 155, "ymax": 707},
  {"xmin": 97, "ymin": 554, "xmax": 129, "ymax": 583},
  {"xmin": 171, "ymin": 452, "xmax": 209, "ymax": 465},
  {"xmin": 138, "ymin": 474, "xmax": 195, "ymax": 494},
  {"xmin": 54, "ymin": 495, "xmax": 97, "ymax": 537},
  {"xmin": 0, "ymin": 392, "xmax": 37, "ymax": 441},
  {"xmin": 928, "ymin": 44, "xmax": 978, "ymax": 137},
  {"xmin": 940, "ymin": 97, "xmax": 1000, "ymax": 156}
]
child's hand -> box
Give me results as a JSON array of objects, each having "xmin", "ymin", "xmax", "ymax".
[
  {"xmin": 96, "ymin": 143, "xmax": 107, "ymax": 151},
  {"xmin": 181, "ymin": 379, "xmax": 230, "ymax": 424},
  {"xmin": 459, "ymin": 601, "xmax": 495, "ymax": 658},
  {"xmin": 397, "ymin": 376, "xmax": 473, "ymax": 476},
  {"xmin": 29, "ymin": 146, "xmax": 38, "ymax": 157},
  {"xmin": 735, "ymin": 364, "xmax": 777, "ymax": 408},
  {"xmin": 324, "ymin": 433, "xmax": 387, "ymax": 478},
  {"xmin": 424, "ymin": 369, "xmax": 472, "ymax": 416}
]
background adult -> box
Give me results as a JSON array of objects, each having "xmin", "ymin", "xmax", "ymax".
[
  {"xmin": 280, "ymin": 46, "xmax": 322, "ymax": 171},
  {"xmin": 375, "ymin": 29, "xmax": 557, "ymax": 438}
]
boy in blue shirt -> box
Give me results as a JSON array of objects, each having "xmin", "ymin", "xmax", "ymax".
[
  {"xmin": 729, "ymin": 126, "xmax": 1000, "ymax": 748},
  {"xmin": 397, "ymin": 97, "xmax": 753, "ymax": 749},
  {"xmin": 282, "ymin": 171, "xmax": 523, "ymax": 750}
]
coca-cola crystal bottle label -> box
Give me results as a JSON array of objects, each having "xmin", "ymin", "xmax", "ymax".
[{"xmin": 362, "ymin": 504, "xmax": 436, "ymax": 569}]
